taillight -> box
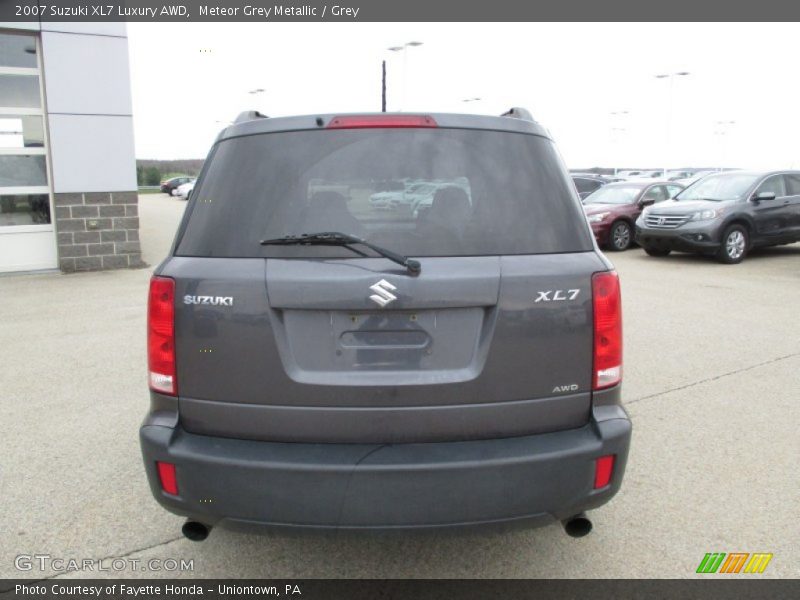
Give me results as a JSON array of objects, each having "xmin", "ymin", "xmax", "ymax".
[
  {"xmin": 327, "ymin": 114, "xmax": 437, "ymax": 129},
  {"xmin": 592, "ymin": 271, "xmax": 622, "ymax": 390},
  {"xmin": 148, "ymin": 276, "xmax": 176, "ymax": 395},
  {"xmin": 594, "ymin": 455, "xmax": 615, "ymax": 489},
  {"xmin": 157, "ymin": 461, "xmax": 178, "ymax": 495}
]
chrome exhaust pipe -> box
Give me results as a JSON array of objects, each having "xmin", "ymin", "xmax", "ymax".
[
  {"xmin": 562, "ymin": 513, "xmax": 592, "ymax": 538},
  {"xmin": 182, "ymin": 520, "xmax": 211, "ymax": 542}
]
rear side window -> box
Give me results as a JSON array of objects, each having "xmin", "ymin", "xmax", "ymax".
[{"xmin": 177, "ymin": 128, "xmax": 592, "ymax": 258}]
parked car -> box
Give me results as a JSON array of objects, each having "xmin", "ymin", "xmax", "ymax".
[
  {"xmin": 369, "ymin": 181, "xmax": 438, "ymax": 210},
  {"xmin": 583, "ymin": 180, "xmax": 684, "ymax": 251},
  {"xmin": 173, "ymin": 179, "xmax": 196, "ymax": 200},
  {"xmin": 635, "ymin": 170, "xmax": 800, "ymax": 264},
  {"xmin": 410, "ymin": 178, "xmax": 471, "ymax": 216},
  {"xmin": 674, "ymin": 170, "xmax": 716, "ymax": 186},
  {"xmin": 630, "ymin": 170, "xmax": 664, "ymax": 180},
  {"xmin": 664, "ymin": 169, "xmax": 697, "ymax": 181},
  {"xmin": 160, "ymin": 176, "xmax": 193, "ymax": 195},
  {"xmin": 571, "ymin": 174, "xmax": 611, "ymax": 200},
  {"xmin": 615, "ymin": 170, "xmax": 642, "ymax": 179},
  {"xmin": 141, "ymin": 108, "xmax": 630, "ymax": 540}
]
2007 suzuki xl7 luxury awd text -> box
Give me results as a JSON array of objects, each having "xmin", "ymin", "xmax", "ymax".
[{"xmin": 140, "ymin": 109, "xmax": 631, "ymax": 540}]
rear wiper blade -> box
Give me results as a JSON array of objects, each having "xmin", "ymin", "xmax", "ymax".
[{"xmin": 260, "ymin": 231, "xmax": 421, "ymax": 274}]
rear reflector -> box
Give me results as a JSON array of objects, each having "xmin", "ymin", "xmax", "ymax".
[
  {"xmin": 327, "ymin": 114, "xmax": 437, "ymax": 129},
  {"xmin": 594, "ymin": 455, "xmax": 615, "ymax": 489},
  {"xmin": 592, "ymin": 271, "xmax": 622, "ymax": 390},
  {"xmin": 157, "ymin": 461, "xmax": 178, "ymax": 495},
  {"xmin": 148, "ymin": 276, "xmax": 177, "ymax": 395}
]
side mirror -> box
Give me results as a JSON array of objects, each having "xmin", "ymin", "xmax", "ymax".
[
  {"xmin": 639, "ymin": 197, "xmax": 656, "ymax": 207},
  {"xmin": 753, "ymin": 191, "xmax": 776, "ymax": 202}
]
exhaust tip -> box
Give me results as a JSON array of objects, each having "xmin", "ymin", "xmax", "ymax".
[
  {"xmin": 562, "ymin": 514, "xmax": 592, "ymax": 538},
  {"xmin": 182, "ymin": 520, "xmax": 211, "ymax": 542}
]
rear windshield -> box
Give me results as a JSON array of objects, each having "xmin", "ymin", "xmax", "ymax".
[{"xmin": 176, "ymin": 128, "xmax": 592, "ymax": 258}]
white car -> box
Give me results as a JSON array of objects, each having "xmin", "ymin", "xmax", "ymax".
[
  {"xmin": 369, "ymin": 182, "xmax": 438, "ymax": 210},
  {"xmin": 173, "ymin": 179, "xmax": 196, "ymax": 200}
]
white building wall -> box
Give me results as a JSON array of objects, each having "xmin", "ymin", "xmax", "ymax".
[{"xmin": 40, "ymin": 23, "xmax": 137, "ymax": 193}]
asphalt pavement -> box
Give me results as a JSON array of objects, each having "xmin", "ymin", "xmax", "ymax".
[{"xmin": 1, "ymin": 193, "xmax": 798, "ymax": 578}]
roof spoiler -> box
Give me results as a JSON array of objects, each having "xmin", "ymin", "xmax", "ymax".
[
  {"xmin": 500, "ymin": 107, "xmax": 534, "ymax": 122},
  {"xmin": 234, "ymin": 110, "xmax": 268, "ymax": 124}
]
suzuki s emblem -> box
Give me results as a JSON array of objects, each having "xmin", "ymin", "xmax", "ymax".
[{"xmin": 369, "ymin": 279, "xmax": 397, "ymax": 307}]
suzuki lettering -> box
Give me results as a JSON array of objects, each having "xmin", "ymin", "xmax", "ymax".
[{"xmin": 183, "ymin": 295, "xmax": 234, "ymax": 307}]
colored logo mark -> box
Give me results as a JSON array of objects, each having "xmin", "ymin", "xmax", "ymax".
[{"xmin": 696, "ymin": 552, "xmax": 773, "ymax": 574}]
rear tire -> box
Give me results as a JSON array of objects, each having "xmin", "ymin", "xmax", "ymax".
[
  {"xmin": 608, "ymin": 221, "xmax": 632, "ymax": 251},
  {"xmin": 716, "ymin": 224, "xmax": 748, "ymax": 264},
  {"xmin": 643, "ymin": 246, "xmax": 671, "ymax": 257}
]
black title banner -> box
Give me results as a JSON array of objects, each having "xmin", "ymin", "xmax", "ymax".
[
  {"xmin": 1, "ymin": 580, "xmax": 799, "ymax": 600},
  {"xmin": 2, "ymin": 0, "xmax": 800, "ymax": 22}
]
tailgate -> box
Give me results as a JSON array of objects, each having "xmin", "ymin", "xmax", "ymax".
[{"xmin": 165, "ymin": 252, "xmax": 606, "ymax": 442}]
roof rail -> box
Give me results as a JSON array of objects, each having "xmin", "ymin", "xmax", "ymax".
[
  {"xmin": 500, "ymin": 107, "xmax": 534, "ymax": 121},
  {"xmin": 234, "ymin": 110, "xmax": 268, "ymax": 124}
]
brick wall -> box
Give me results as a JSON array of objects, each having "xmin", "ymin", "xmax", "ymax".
[{"xmin": 53, "ymin": 191, "xmax": 145, "ymax": 272}]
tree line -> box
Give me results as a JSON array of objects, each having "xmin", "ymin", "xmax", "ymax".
[{"xmin": 137, "ymin": 159, "xmax": 205, "ymax": 186}]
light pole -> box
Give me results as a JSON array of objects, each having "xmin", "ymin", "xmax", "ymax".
[
  {"xmin": 655, "ymin": 71, "xmax": 690, "ymax": 176},
  {"xmin": 609, "ymin": 110, "xmax": 630, "ymax": 175},
  {"xmin": 462, "ymin": 97, "xmax": 482, "ymax": 110},
  {"xmin": 387, "ymin": 41, "xmax": 423, "ymax": 111},
  {"xmin": 714, "ymin": 120, "xmax": 736, "ymax": 169},
  {"xmin": 243, "ymin": 88, "xmax": 265, "ymax": 113}
]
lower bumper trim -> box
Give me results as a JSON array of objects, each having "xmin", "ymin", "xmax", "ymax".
[{"xmin": 140, "ymin": 406, "xmax": 631, "ymax": 531}]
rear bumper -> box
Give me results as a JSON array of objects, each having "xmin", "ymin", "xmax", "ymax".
[{"xmin": 140, "ymin": 405, "xmax": 631, "ymax": 531}]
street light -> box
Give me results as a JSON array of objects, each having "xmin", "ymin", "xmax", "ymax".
[
  {"xmin": 387, "ymin": 41, "xmax": 423, "ymax": 110},
  {"xmin": 609, "ymin": 110, "xmax": 631, "ymax": 175},
  {"xmin": 714, "ymin": 120, "xmax": 736, "ymax": 169},
  {"xmin": 655, "ymin": 71, "xmax": 691, "ymax": 175},
  {"xmin": 244, "ymin": 88, "xmax": 266, "ymax": 114}
]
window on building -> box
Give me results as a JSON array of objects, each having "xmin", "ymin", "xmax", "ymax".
[{"xmin": 0, "ymin": 32, "xmax": 50, "ymax": 229}]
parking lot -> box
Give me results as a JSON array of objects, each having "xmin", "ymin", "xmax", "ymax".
[{"xmin": 1, "ymin": 193, "xmax": 799, "ymax": 579}]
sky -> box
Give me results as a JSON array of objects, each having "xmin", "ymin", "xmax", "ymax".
[{"xmin": 127, "ymin": 22, "xmax": 800, "ymax": 170}]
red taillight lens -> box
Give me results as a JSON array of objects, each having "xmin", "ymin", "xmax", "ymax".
[
  {"xmin": 327, "ymin": 114, "xmax": 437, "ymax": 129},
  {"xmin": 157, "ymin": 461, "xmax": 178, "ymax": 495},
  {"xmin": 592, "ymin": 271, "xmax": 622, "ymax": 390},
  {"xmin": 148, "ymin": 276, "xmax": 176, "ymax": 395},
  {"xmin": 594, "ymin": 455, "xmax": 615, "ymax": 489}
]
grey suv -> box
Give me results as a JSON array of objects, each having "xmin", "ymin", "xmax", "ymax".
[
  {"xmin": 635, "ymin": 170, "xmax": 800, "ymax": 263},
  {"xmin": 140, "ymin": 109, "xmax": 631, "ymax": 540}
]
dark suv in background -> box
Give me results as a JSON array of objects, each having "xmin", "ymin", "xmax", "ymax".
[
  {"xmin": 571, "ymin": 173, "xmax": 612, "ymax": 200},
  {"xmin": 583, "ymin": 180, "xmax": 683, "ymax": 251},
  {"xmin": 636, "ymin": 170, "xmax": 800, "ymax": 263},
  {"xmin": 141, "ymin": 109, "xmax": 630, "ymax": 540}
]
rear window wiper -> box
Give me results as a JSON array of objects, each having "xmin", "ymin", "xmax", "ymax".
[{"xmin": 260, "ymin": 231, "xmax": 421, "ymax": 275}]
